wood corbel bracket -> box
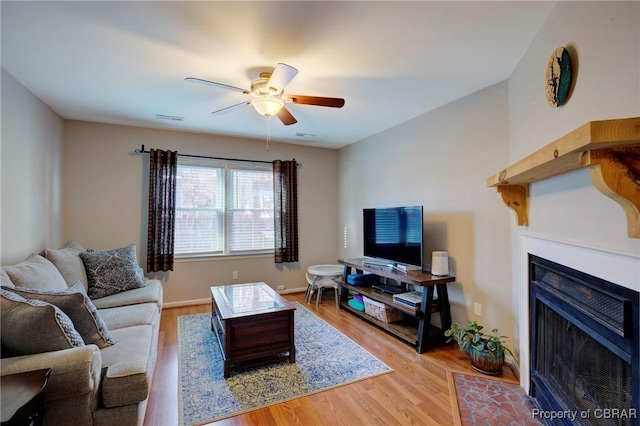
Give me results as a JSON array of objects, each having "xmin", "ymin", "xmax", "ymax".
[
  {"xmin": 580, "ymin": 146, "xmax": 640, "ymax": 238},
  {"xmin": 497, "ymin": 184, "xmax": 529, "ymax": 226}
]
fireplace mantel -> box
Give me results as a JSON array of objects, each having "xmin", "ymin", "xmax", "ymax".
[{"xmin": 487, "ymin": 117, "xmax": 640, "ymax": 238}]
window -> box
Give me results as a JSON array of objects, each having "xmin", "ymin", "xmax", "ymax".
[{"xmin": 174, "ymin": 158, "xmax": 274, "ymax": 257}]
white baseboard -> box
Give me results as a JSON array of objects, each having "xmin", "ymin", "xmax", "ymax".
[
  {"xmin": 506, "ymin": 352, "xmax": 520, "ymax": 380},
  {"xmin": 162, "ymin": 287, "xmax": 308, "ymax": 309},
  {"xmin": 163, "ymin": 298, "xmax": 209, "ymax": 308},
  {"xmin": 279, "ymin": 287, "xmax": 307, "ymax": 294}
]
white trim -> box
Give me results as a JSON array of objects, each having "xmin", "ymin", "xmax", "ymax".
[
  {"xmin": 164, "ymin": 298, "xmax": 210, "ymax": 308},
  {"xmin": 175, "ymin": 253, "xmax": 272, "ymax": 263},
  {"xmin": 279, "ymin": 287, "xmax": 308, "ymax": 295},
  {"xmin": 519, "ymin": 233, "xmax": 640, "ymax": 392},
  {"xmin": 505, "ymin": 352, "xmax": 520, "ymax": 380}
]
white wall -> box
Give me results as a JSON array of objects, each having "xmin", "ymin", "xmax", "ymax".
[
  {"xmin": 507, "ymin": 1, "xmax": 640, "ymax": 360},
  {"xmin": 508, "ymin": 1, "xmax": 639, "ymax": 248},
  {"xmin": 62, "ymin": 120, "xmax": 339, "ymax": 304},
  {"xmin": 1, "ymin": 68, "xmax": 63, "ymax": 264},
  {"xmin": 338, "ymin": 82, "xmax": 513, "ymax": 345}
]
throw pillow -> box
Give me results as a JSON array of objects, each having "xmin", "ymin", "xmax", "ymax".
[
  {"xmin": 45, "ymin": 239, "xmax": 89, "ymax": 289},
  {"xmin": 0, "ymin": 288, "xmax": 84, "ymax": 356},
  {"xmin": 80, "ymin": 244, "xmax": 145, "ymax": 299},
  {"xmin": 5, "ymin": 282, "xmax": 114, "ymax": 348},
  {"xmin": 1, "ymin": 269, "xmax": 14, "ymax": 288},
  {"xmin": 2, "ymin": 254, "xmax": 68, "ymax": 291}
]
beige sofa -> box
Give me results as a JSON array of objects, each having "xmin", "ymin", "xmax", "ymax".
[{"xmin": 1, "ymin": 241, "xmax": 162, "ymax": 426}]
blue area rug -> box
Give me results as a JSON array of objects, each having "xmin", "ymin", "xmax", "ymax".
[{"xmin": 178, "ymin": 302, "xmax": 392, "ymax": 425}]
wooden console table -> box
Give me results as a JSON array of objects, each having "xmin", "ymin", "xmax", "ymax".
[{"xmin": 338, "ymin": 258, "xmax": 456, "ymax": 353}]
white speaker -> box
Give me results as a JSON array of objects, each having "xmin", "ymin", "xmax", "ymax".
[{"xmin": 431, "ymin": 251, "xmax": 449, "ymax": 276}]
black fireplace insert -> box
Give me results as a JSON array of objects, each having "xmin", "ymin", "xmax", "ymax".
[{"xmin": 529, "ymin": 255, "xmax": 639, "ymax": 426}]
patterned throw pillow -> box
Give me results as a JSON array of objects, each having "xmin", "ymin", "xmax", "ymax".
[
  {"xmin": 0, "ymin": 288, "xmax": 84, "ymax": 356},
  {"xmin": 5, "ymin": 282, "xmax": 114, "ymax": 348},
  {"xmin": 80, "ymin": 244, "xmax": 145, "ymax": 299}
]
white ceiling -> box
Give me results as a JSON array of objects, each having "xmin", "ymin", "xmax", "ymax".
[{"xmin": 1, "ymin": 1, "xmax": 556, "ymax": 149}]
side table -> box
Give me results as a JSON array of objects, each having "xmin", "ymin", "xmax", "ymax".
[
  {"xmin": 1, "ymin": 368, "xmax": 51, "ymax": 426},
  {"xmin": 305, "ymin": 264, "xmax": 343, "ymax": 304}
]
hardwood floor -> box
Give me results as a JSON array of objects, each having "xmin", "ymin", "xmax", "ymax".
[{"xmin": 144, "ymin": 292, "xmax": 517, "ymax": 426}]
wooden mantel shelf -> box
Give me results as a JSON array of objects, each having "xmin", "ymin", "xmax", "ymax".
[{"xmin": 487, "ymin": 117, "xmax": 640, "ymax": 238}]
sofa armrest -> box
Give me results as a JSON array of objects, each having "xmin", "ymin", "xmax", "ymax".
[{"xmin": 1, "ymin": 345, "xmax": 102, "ymax": 403}]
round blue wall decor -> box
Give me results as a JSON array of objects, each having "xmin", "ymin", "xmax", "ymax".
[{"xmin": 545, "ymin": 46, "xmax": 572, "ymax": 107}]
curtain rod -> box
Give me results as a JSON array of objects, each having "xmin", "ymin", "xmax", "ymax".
[{"xmin": 133, "ymin": 145, "xmax": 301, "ymax": 167}]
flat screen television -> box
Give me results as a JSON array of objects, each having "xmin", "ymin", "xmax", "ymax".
[{"xmin": 363, "ymin": 206, "xmax": 423, "ymax": 269}]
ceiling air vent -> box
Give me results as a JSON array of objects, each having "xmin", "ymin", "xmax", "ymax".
[
  {"xmin": 155, "ymin": 114, "xmax": 184, "ymax": 122},
  {"xmin": 295, "ymin": 132, "xmax": 316, "ymax": 139}
]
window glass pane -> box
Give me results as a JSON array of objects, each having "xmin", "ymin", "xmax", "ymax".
[
  {"xmin": 228, "ymin": 168, "xmax": 274, "ymax": 252},
  {"xmin": 176, "ymin": 165, "xmax": 221, "ymax": 209},
  {"xmin": 173, "ymin": 161, "xmax": 275, "ymax": 257},
  {"xmin": 175, "ymin": 209, "xmax": 222, "ymax": 253},
  {"xmin": 175, "ymin": 164, "xmax": 223, "ymax": 254}
]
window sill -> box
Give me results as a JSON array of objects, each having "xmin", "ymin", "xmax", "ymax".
[{"xmin": 175, "ymin": 253, "xmax": 273, "ymax": 263}]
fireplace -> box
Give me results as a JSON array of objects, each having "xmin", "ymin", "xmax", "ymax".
[{"xmin": 529, "ymin": 255, "xmax": 639, "ymax": 425}]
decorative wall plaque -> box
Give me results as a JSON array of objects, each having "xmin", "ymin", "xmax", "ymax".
[{"xmin": 545, "ymin": 46, "xmax": 572, "ymax": 107}]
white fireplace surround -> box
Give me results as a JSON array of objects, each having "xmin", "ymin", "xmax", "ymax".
[{"xmin": 518, "ymin": 233, "xmax": 640, "ymax": 391}]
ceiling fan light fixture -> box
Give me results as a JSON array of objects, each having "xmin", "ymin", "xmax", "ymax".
[{"xmin": 252, "ymin": 97, "xmax": 284, "ymax": 117}]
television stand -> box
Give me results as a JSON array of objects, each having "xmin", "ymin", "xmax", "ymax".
[
  {"xmin": 371, "ymin": 283, "xmax": 404, "ymax": 295},
  {"xmin": 338, "ymin": 258, "xmax": 456, "ymax": 353}
]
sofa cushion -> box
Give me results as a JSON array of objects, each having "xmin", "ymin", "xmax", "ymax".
[
  {"xmin": 2, "ymin": 254, "xmax": 68, "ymax": 291},
  {"xmin": 0, "ymin": 288, "xmax": 85, "ymax": 355},
  {"xmin": 100, "ymin": 325, "xmax": 156, "ymax": 407},
  {"xmin": 90, "ymin": 279, "xmax": 162, "ymax": 310},
  {"xmin": 5, "ymin": 282, "xmax": 114, "ymax": 348},
  {"xmin": 1, "ymin": 269, "xmax": 14, "ymax": 288},
  {"xmin": 98, "ymin": 303, "xmax": 159, "ymax": 330},
  {"xmin": 45, "ymin": 239, "xmax": 89, "ymax": 289},
  {"xmin": 80, "ymin": 244, "xmax": 145, "ymax": 299}
]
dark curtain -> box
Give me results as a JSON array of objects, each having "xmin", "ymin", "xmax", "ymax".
[
  {"xmin": 273, "ymin": 159, "xmax": 299, "ymax": 263},
  {"xmin": 147, "ymin": 149, "xmax": 178, "ymax": 272}
]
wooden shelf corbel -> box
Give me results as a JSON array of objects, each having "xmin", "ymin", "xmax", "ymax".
[
  {"xmin": 487, "ymin": 117, "xmax": 640, "ymax": 238},
  {"xmin": 581, "ymin": 146, "xmax": 640, "ymax": 238},
  {"xmin": 497, "ymin": 184, "xmax": 528, "ymax": 226}
]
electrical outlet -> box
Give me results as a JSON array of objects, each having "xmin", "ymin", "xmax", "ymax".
[
  {"xmin": 276, "ymin": 285, "xmax": 285, "ymax": 291},
  {"xmin": 232, "ymin": 271, "xmax": 238, "ymax": 280},
  {"xmin": 474, "ymin": 302, "xmax": 482, "ymax": 317}
]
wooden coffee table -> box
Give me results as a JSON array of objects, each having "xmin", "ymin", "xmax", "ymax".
[{"xmin": 210, "ymin": 282, "xmax": 296, "ymax": 378}]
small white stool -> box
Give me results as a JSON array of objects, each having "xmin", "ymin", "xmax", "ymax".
[{"xmin": 305, "ymin": 264, "xmax": 343, "ymax": 308}]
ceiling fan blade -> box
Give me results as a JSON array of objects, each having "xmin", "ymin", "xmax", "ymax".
[
  {"xmin": 211, "ymin": 101, "xmax": 251, "ymax": 115},
  {"xmin": 288, "ymin": 95, "xmax": 345, "ymax": 108},
  {"xmin": 276, "ymin": 107, "xmax": 298, "ymax": 126},
  {"xmin": 267, "ymin": 63, "xmax": 298, "ymax": 93},
  {"xmin": 185, "ymin": 77, "xmax": 250, "ymax": 94}
]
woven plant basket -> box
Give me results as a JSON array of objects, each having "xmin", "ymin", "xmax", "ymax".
[{"xmin": 469, "ymin": 347, "xmax": 505, "ymax": 375}]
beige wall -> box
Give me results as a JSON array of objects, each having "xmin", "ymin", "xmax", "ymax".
[
  {"xmin": 1, "ymin": 68, "xmax": 63, "ymax": 265},
  {"xmin": 508, "ymin": 1, "xmax": 640, "ymax": 248},
  {"xmin": 336, "ymin": 1, "xmax": 640, "ymax": 364},
  {"xmin": 338, "ymin": 82, "xmax": 513, "ymax": 343},
  {"xmin": 62, "ymin": 121, "xmax": 339, "ymax": 304},
  {"xmin": 506, "ymin": 1, "xmax": 640, "ymax": 359}
]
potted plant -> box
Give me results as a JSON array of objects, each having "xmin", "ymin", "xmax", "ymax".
[{"xmin": 444, "ymin": 320, "xmax": 512, "ymax": 375}]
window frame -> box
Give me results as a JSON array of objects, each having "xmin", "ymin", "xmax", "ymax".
[{"xmin": 174, "ymin": 157, "xmax": 274, "ymax": 260}]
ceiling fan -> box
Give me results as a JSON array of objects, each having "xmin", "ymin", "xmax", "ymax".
[{"xmin": 185, "ymin": 63, "xmax": 345, "ymax": 126}]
